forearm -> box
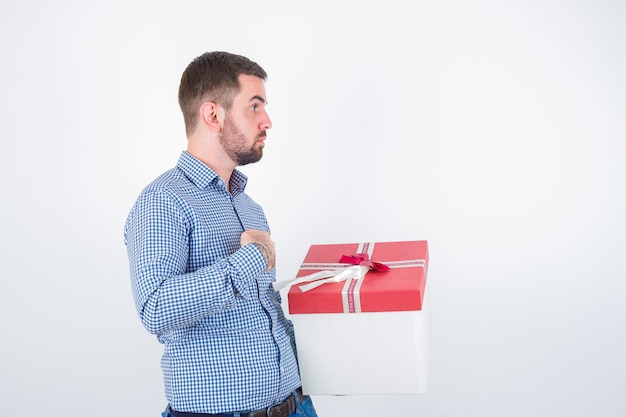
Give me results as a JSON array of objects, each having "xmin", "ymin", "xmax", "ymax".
[{"xmin": 132, "ymin": 243, "xmax": 267, "ymax": 334}]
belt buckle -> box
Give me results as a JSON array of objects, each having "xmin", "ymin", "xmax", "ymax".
[
  {"xmin": 265, "ymin": 404, "xmax": 276, "ymax": 417},
  {"xmin": 265, "ymin": 403, "xmax": 281, "ymax": 417},
  {"xmin": 265, "ymin": 393, "xmax": 293, "ymax": 417}
]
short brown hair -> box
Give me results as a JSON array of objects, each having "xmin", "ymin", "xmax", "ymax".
[{"xmin": 178, "ymin": 51, "xmax": 267, "ymax": 135}]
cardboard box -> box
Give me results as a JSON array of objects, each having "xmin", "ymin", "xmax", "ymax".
[{"xmin": 286, "ymin": 240, "xmax": 430, "ymax": 395}]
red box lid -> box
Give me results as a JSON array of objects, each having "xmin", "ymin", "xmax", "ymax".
[{"xmin": 288, "ymin": 240, "xmax": 428, "ymax": 314}]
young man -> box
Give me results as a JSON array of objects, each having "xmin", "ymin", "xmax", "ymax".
[{"xmin": 124, "ymin": 52, "xmax": 317, "ymax": 417}]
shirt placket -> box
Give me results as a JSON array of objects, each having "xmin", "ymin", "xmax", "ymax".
[{"xmin": 231, "ymin": 193, "xmax": 291, "ymax": 403}]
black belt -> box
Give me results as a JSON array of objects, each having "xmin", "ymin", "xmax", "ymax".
[{"xmin": 170, "ymin": 388, "xmax": 304, "ymax": 417}]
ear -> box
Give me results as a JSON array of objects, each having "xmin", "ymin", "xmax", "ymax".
[{"xmin": 199, "ymin": 101, "xmax": 225, "ymax": 133}]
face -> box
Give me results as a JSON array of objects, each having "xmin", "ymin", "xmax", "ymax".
[{"xmin": 219, "ymin": 74, "xmax": 272, "ymax": 166}]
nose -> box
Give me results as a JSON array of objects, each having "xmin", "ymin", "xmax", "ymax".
[{"xmin": 260, "ymin": 111, "xmax": 272, "ymax": 130}]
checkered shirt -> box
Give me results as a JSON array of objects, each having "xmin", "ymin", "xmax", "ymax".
[{"xmin": 124, "ymin": 151, "xmax": 301, "ymax": 413}]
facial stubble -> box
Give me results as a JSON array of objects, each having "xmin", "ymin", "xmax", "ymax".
[{"xmin": 220, "ymin": 115, "xmax": 265, "ymax": 166}]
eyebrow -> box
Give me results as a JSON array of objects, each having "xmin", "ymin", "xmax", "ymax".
[{"xmin": 249, "ymin": 95, "xmax": 267, "ymax": 104}]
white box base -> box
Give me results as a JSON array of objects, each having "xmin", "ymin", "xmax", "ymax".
[{"xmin": 290, "ymin": 290, "xmax": 431, "ymax": 395}]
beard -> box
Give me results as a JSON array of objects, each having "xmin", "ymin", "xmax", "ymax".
[{"xmin": 220, "ymin": 115, "xmax": 265, "ymax": 166}]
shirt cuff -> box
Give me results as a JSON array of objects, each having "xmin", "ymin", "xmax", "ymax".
[{"xmin": 229, "ymin": 243, "xmax": 268, "ymax": 299}]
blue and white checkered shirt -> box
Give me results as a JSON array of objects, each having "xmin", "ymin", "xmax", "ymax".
[{"xmin": 124, "ymin": 151, "xmax": 301, "ymax": 413}]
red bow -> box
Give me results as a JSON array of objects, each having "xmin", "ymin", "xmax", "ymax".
[{"xmin": 339, "ymin": 253, "xmax": 390, "ymax": 272}]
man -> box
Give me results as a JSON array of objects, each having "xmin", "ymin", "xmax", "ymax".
[{"xmin": 124, "ymin": 52, "xmax": 317, "ymax": 417}]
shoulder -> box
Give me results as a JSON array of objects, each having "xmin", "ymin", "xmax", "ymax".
[
  {"xmin": 128, "ymin": 167, "xmax": 196, "ymax": 220},
  {"xmin": 137, "ymin": 166, "xmax": 197, "ymax": 203}
]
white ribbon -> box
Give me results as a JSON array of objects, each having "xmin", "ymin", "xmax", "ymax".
[
  {"xmin": 273, "ymin": 242, "xmax": 373, "ymax": 293},
  {"xmin": 272, "ymin": 264, "xmax": 369, "ymax": 292}
]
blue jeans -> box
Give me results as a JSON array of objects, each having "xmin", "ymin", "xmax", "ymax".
[
  {"xmin": 290, "ymin": 394, "xmax": 317, "ymax": 417},
  {"xmin": 162, "ymin": 390, "xmax": 318, "ymax": 417}
]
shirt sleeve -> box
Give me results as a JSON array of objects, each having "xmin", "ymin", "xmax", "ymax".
[{"xmin": 124, "ymin": 189, "xmax": 267, "ymax": 335}]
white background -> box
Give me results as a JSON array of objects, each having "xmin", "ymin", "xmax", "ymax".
[{"xmin": 1, "ymin": 1, "xmax": 625, "ymax": 416}]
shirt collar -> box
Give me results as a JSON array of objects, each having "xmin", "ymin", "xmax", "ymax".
[{"xmin": 177, "ymin": 151, "xmax": 248, "ymax": 194}]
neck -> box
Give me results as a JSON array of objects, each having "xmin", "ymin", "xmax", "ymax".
[{"xmin": 187, "ymin": 136, "xmax": 236, "ymax": 191}]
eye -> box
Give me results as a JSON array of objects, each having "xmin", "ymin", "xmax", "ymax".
[{"xmin": 251, "ymin": 104, "xmax": 258, "ymax": 112}]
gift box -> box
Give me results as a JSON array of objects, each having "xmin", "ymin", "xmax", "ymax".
[{"xmin": 283, "ymin": 240, "xmax": 430, "ymax": 395}]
